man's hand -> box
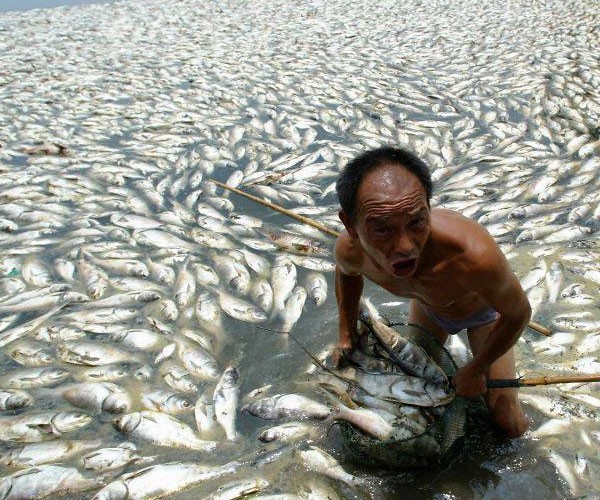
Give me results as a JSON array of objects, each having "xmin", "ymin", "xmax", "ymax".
[
  {"xmin": 331, "ymin": 339, "xmax": 353, "ymax": 367},
  {"xmin": 452, "ymin": 362, "xmax": 488, "ymax": 397}
]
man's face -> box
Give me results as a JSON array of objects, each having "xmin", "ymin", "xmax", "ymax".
[{"xmin": 342, "ymin": 164, "xmax": 431, "ymax": 278}]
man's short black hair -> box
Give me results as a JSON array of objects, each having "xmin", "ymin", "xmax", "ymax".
[{"xmin": 336, "ymin": 146, "xmax": 433, "ymax": 221}]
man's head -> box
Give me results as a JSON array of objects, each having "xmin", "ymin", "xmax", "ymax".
[
  {"xmin": 336, "ymin": 147, "xmax": 433, "ymax": 277},
  {"xmin": 336, "ymin": 147, "xmax": 432, "ymax": 221}
]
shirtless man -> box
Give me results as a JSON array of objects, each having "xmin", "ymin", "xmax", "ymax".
[{"xmin": 334, "ymin": 147, "xmax": 530, "ymax": 438}]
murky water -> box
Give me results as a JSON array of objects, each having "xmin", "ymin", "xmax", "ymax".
[{"xmin": 0, "ymin": 0, "xmax": 598, "ymax": 498}]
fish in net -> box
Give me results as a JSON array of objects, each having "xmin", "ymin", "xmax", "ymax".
[{"xmin": 324, "ymin": 302, "xmax": 468, "ymax": 469}]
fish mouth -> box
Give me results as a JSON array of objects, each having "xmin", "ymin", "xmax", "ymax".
[{"xmin": 391, "ymin": 258, "xmax": 417, "ymax": 277}]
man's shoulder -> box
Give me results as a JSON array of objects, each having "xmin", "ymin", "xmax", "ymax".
[
  {"xmin": 334, "ymin": 231, "xmax": 364, "ymax": 276},
  {"xmin": 431, "ymin": 208, "xmax": 505, "ymax": 271}
]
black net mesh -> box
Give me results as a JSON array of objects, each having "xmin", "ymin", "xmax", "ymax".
[{"xmin": 338, "ymin": 321, "xmax": 467, "ymax": 469}]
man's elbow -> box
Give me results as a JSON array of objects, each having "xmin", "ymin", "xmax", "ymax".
[
  {"xmin": 513, "ymin": 298, "xmax": 531, "ymax": 333},
  {"xmin": 522, "ymin": 298, "xmax": 532, "ymax": 325},
  {"xmin": 500, "ymin": 297, "xmax": 531, "ymax": 335}
]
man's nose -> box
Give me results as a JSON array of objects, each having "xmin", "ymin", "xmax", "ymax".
[{"xmin": 393, "ymin": 233, "xmax": 415, "ymax": 256}]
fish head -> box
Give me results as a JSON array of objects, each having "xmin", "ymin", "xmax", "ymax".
[
  {"xmin": 44, "ymin": 367, "xmax": 70, "ymax": 382},
  {"xmin": 103, "ymin": 394, "xmax": 131, "ymax": 414},
  {"xmin": 252, "ymin": 310, "xmax": 268, "ymax": 322},
  {"xmin": 5, "ymin": 391, "xmax": 33, "ymax": 410},
  {"xmin": 64, "ymin": 292, "xmax": 90, "ymax": 304},
  {"xmin": 223, "ymin": 366, "xmax": 240, "ymax": 386},
  {"xmin": 92, "ymin": 480, "xmax": 129, "ymax": 500},
  {"xmin": 38, "ymin": 352, "xmax": 55, "ymax": 364},
  {"xmin": 138, "ymin": 291, "xmax": 161, "ymax": 303},
  {"xmin": 113, "ymin": 412, "xmax": 141, "ymax": 433},
  {"xmin": 133, "ymin": 365, "xmax": 154, "ymax": 381},
  {"xmin": 52, "ymin": 411, "xmax": 93, "ymax": 432},
  {"xmin": 166, "ymin": 395, "xmax": 193, "ymax": 413},
  {"xmin": 128, "ymin": 264, "xmax": 149, "ymax": 277}
]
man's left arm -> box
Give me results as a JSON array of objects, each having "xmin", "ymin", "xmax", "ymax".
[{"xmin": 453, "ymin": 255, "xmax": 532, "ymax": 397}]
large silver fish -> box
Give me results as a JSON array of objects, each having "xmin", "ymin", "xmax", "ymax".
[
  {"xmin": 358, "ymin": 298, "xmax": 449, "ymax": 386},
  {"xmin": 0, "ymin": 464, "xmax": 105, "ymax": 500},
  {"xmin": 113, "ymin": 411, "xmax": 219, "ymax": 451}
]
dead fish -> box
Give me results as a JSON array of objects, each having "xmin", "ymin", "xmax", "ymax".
[
  {"xmin": 113, "ymin": 411, "xmax": 219, "ymax": 451},
  {"xmin": 359, "ymin": 298, "xmax": 448, "ymax": 385},
  {"xmin": 242, "ymin": 393, "xmax": 330, "ymax": 420}
]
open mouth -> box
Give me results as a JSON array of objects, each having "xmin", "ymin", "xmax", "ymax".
[{"xmin": 392, "ymin": 259, "xmax": 417, "ymax": 276}]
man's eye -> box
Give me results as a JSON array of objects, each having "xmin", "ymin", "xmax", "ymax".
[
  {"xmin": 412, "ymin": 217, "xmax": 426, "ymax": 226},
  {"xmin": 373, "ymin": 226, "xmax": 389, "ymax": 234}
]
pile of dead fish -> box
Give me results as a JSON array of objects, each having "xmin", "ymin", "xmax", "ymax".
[
  {"xmin": 245, "ymin": 299, "xmax": 453, "ymax": 448},
  {"xmin": 0, "ymin": 0, "xmax": 599, "ymax": 497}
]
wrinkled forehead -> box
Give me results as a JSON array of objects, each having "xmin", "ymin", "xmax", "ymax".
[{"xmin": 355, "ymin": 164, "xmax": 427, "ymax": 217}]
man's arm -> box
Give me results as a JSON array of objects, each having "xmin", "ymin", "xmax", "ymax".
[
  {"xmin": 333, "ymin": 234, "xmax": 364, "ymax": 362},
  {"xmin": 335, "ymin": 264, "xmax": 364, "ymax": 349},
  {"xmin": 453, "ymin": 252, "xmax": 531, "ymax": 397}
]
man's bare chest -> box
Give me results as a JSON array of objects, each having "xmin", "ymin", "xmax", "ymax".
[{"xmin": 360, "ymin": 262, "xmax": 474, "ymax": 311}]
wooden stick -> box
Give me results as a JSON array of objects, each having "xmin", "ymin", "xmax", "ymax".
[
  {"xmin": 212, "ymin": 180, "xmax": 340, "ymax": 238},
  {"xmin": 487, "ymin": 374, "xmax": 600, "ymax": 389},
  {"xmin": 527, "ymin": 320, "xmax": 552, "ymax": 337},
  {"xmin": 214, "ymin": 180, "xmax": 552, "ymax": 337}
]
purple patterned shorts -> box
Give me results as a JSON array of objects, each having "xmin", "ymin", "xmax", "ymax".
[{"xmin": 419, "ymin": 303, "xmax": 500, "ymax": 335}]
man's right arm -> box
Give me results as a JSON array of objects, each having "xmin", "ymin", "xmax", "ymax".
[
  {"xmin": 335, "ymin": 264, "xmax": 364, "ymax": 350},
  {"xmin": 334, "ymin": 234, "xmax": 364, "ymax": 358}
]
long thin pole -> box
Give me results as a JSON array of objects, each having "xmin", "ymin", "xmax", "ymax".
[
  {"xmin": 215, "ymin": 181, "xmax": 553, "ymax": 337},
  {"xmin": 212, "ymin": 180, "xmax": 339, "ymax": 237},
  {"xmin": 487, "ymin": 374, "xmax": 600, "ymax": 389}
]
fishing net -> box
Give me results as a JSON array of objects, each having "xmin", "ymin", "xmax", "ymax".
[{"xmin": 337, "ymin": 321, "xmax": 467, "ymax": 469}]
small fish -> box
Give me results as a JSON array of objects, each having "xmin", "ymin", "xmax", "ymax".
[
  {"xmin": 176, "ymin": 338, "xmax": 220, "ymax": 381},
  {"xmin": 297, "ymin": 446, "xmax": 359, "ymax": 487},
  {"xmin": 0, "ymin": 411, "xmax": 92, "ymax": 442},
  {"xmin": 76, "ymin": 251, "xmax": 109, "ymax": 299},
  {"xmin": 0, "ymin": 439, "xmax": 102, "ymax": 468},
  {"xmin": 304, "ymin": 272, "xmax": 328, "ymax": 306},
  {"xmin": 195, "ymin": 390, "xmax": 219, "ymax": 437},
  {"xmin": 0, "ymin": 389, "xmax": 33, "ymax": 411},
  {"xmin": 113, "ymin": 411, "xmax": 219, "ymax": 451},
  {"xmin": 359, "ymin": 298, "xmax": 448, "ymax": 385},
  {"xmin": 271, "ymin": 255, "xmax": 297, "ymax": 314},
  {"xmin": 146, "ymin": 256, "xmax": 176, "ymax": 286},
  {"xmin": 81, "ymin": 441, "xmax": 155, "ymax": 471},
  {"xmin": 279, "ymin": 286, "xmax": 307, "ymax": 332},
  {"xmin": 160, "ymin": 361, "xmax": 199, "ymax": 394},
  {"xmin": 249, "ymin": 278, "xmax": 274, "ymax": 313},
  {"xmin": 204, "ymin": 478, "xmax": 270, "ymax": 500},
  {"xmin": 141, "ymin": 388, "xmax": 194, "ymax": 414},
  {"xmin": 213, "ymin": 366, "xmax": 241, "ymax": 441},
  {"xmin": 242, "ymin": 393, "xmax": 331, "ymax": 420},
  {"xmin": 216, "ymin": 288, "xmax": 268, "ymax": 323},
  {"xmin": 57, "ymin": 341, "xmax": 137, "ymax": 366},
  {"xmin": 62, "ymin": 382, "xmax": 131, "ymax": 414},
  {"xmin": 0, "ymin": 464, "xmax": 104, "ymax": 499},
  {"xmin": 0, "ymin": 367, "xmax": 69, "ymax": 389},
  {"xmin": 520, "ymin": 259, "xmax": 548, "ymax": 291},
  {"xmin": 92, "ymin": 460, "xmax": 239, "ymax": 500},
  {"xmin": 173, "ymin": 255, "xmax": 196, "ymax": 309},
  {"xmin": 8, "ymin": 340, "xmax": 55, "ymax": 366}
]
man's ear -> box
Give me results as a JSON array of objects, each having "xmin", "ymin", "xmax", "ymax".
[{"xmin": 339, "ymin": 211, "xmax": 358, "ymax": 239}]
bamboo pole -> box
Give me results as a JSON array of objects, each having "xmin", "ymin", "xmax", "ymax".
[
  {"xmin": 527, "ymin": 320, "xmax": 552, "ymax": 337},
  {"xmin": 215, "ymin": 180, "xmax": 553, "ymax": 337},
  {"xmin": 212, "ymin": 181, "xmax": 340, "ymax": 237},
  {"xmin": 487, "ymin": 374, "xmax": 600, "ymax": 389}
]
